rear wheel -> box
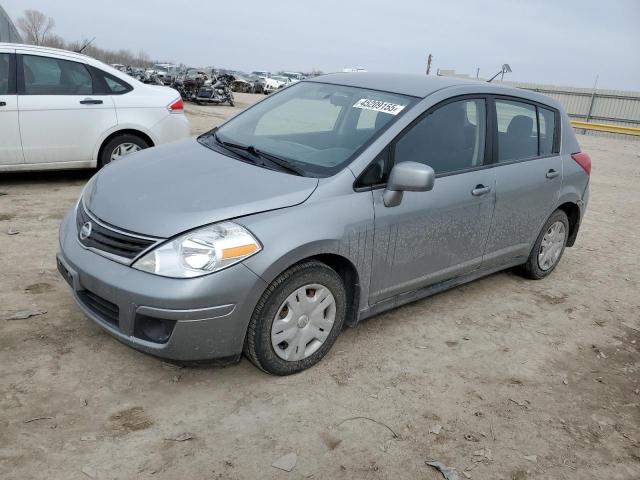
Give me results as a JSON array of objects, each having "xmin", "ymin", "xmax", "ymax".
[
  {"xmin": 99, "ymin": 133, "xmax": 149, "ymax": 168},
  {"xmin": 244, "ymin": 261, "xmax": 346, "ymax": 375},
  {"xmin": 519, "ymin": 209, "xmax": 569, "ymax": 279}
]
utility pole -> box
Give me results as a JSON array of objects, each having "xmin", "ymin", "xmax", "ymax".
[{"xmin": 426, "ymin": 53, "xmax": 433, "ymax": 75}]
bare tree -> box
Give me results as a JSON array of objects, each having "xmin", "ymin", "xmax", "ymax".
[{"xmin": 16, "ymin": 10, "xmax": 55, "ymax": 45}]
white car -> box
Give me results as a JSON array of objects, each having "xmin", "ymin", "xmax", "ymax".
[
  {"xmin": 263, "ymin": 75, "xmax": 292, "ymax": 94},
  {"xmin": 0, "ymin": 43, "xmax": 190, "ymax": 172}
]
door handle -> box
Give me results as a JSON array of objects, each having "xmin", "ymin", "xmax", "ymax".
[
  {"xmin": 79, "ymin": 99, "xmax": 103, "ymax": 105},
  {"xmin": 471, "ymin": 184, "xmax": 491, "ymax": 196},
  {"xmin": 0, "ymin": 101, "xmax": 6, "ymax": 107},
  {"xmin": 546, "ymin": 169, "xmax": 560, "ymax": 179}
]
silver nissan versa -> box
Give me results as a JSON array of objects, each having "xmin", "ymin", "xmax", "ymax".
[{"xmin": 57, "ymin": 73, "xmax": 591, "ymax": 375}]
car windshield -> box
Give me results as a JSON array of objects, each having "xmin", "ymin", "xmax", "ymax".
[{"xmin": 200, "ymin": 81, "xmax": 415, "ymax": 177}]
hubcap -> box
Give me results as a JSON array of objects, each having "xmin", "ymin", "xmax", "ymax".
[
  {"xmin": 110, "ymin": 142, "xmax": 141, "ymax": 161},
  {"xmin": 270, "ymin": 284, "xmax": 336, "ymax": 362},
  {"xmin": 538, "ymin": 221, "xmax": 566, "ymax": 271}
]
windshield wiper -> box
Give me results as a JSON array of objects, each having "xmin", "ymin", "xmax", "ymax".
[
  {"xmin": 250, "ymin": 148, "xmax": 305, "ymax": 176},
  {"xmin": 213, "ymin": 132, "xmax": 305, "ymax": 176}
]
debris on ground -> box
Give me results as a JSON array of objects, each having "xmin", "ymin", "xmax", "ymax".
[
  {"xmin": 24, "ymin": 416, "xmax": 53, "ymax": 423},
  {"xmin": 337, "ymin": 416, "xmax": 399, "ymax": 438},
  {"xmin": 430, "ymin": 424, "xmax": 443, "ymax": 435},
  {"xmin": 4, "ymin": 309, "xmax": 47, "ymax": 321},
  {"xmin": 472, "ymin": 448, "xmax": 493, "ymax": 461},
  {"xmin": 425, "ymin": 460, "xmax": 460, "ymax": 480},
  {"xmin": 523, "ymin": 454, "xmax": 538, "ymax": 463},
  {"xmin": 161, "ymin": 361, "xmax": 183, "ymax": 371},
  {"xmin": 272, "ymin": 452, "xmax": 297, "ymax": 472},
  {"xmin": 508, "ymin": 398, "xmax": 530, "ymax": 409},
  {"xmin": 464, "ymin": 433, "xmax": 479, "ymax": 442},
  {"xmin": 165, "ymin": 432, "xmax": 194, "ymax": 442},
  {"xmin": 7, "ymin": 226, "xmax": 19, "ymax": 235},
  {"xmin": 81, "ymin": 465, "xmax": 97, "ymax": 478}
]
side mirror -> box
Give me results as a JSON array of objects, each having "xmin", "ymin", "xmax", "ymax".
[{"xmin": 383, "ymin": 161, "xmax": 435, "ymax": 207}]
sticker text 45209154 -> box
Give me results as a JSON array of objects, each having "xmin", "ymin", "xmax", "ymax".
[{"xmin": 352, "ymin": 99, "xmax": 406, "ymax": 115}]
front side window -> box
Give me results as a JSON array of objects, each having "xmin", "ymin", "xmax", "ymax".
[
  {"xmin": 393, "ymin": 98, "xmax": 486, "ymax": 175},
  {"xmin": 23, "ymin": 55, "xmax": 92, "ymax": 95},
  {"xmin": 203, "ymin": 82, "xmax": 415, "ymax": 177},
  {"xmin": 0, "ymin": 53, "xmax": 9, "ymax": 95},
  {"xmin": 496, "ymin": 100, "xmax": 538, "ymax": 162}
]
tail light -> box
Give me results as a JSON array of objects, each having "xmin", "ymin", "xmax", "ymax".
[
  {"xmin": 571, "ymin": 152, "xmax": 591, "ymax": 176},
  {"xmin": 167, "ymin": 98, "xmax": 183, "ymax": 112}
]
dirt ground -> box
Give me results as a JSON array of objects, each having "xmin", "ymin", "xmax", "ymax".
[{"xmin": 1, "ymin": 92, "xmax": 639, "ymax": 480}]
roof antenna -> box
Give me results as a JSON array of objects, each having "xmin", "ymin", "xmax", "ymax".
[
  {"xmin": 487, "ymin": 64, "xmax": 512, "ymax": 82},
  {"xmin": 75, "ymin": 37, "xmax": 96, "ymax": 54}
]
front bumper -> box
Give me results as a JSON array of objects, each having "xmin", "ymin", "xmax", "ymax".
[{"xmin": 57, "ymin": 208, "xmax": 267, "ymax": 361}]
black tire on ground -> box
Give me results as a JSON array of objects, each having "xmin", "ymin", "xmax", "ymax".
[
  {"xmin": 243, "ymin": 260, "xmax": 347, "ymax": 375},
  {"xmin": 518, "ymin": 209, "xmax": 569, "ymax": 280},
  {"xmin": 99, "ymin": 133, "xmax": 149, "ymax": 168}
]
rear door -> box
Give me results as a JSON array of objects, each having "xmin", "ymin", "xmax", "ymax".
[
  {"xmin": 0, "ymin": 49, "xmax": 24, "ymax": 165},
  {"xmin": 17, "ymin": 51, "xmax": 117, "ymax": 165},
  {"xmin": 482, "ymin": 97, "xmax": 562, "ymax": 267}
]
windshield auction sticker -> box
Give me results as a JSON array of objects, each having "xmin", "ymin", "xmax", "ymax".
[{"xmin": 353, "ymin": 99, "xmax": 406, "ymax": 115}]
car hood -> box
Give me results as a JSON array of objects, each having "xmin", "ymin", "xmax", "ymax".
[{"xmin": 84, "ymin": 138, "xmax": 318, "ymax": 238}]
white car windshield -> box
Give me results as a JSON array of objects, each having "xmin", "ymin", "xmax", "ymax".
[{"xmin": 200, "ymin": 81, "xmax": 415, "ymax": 177}]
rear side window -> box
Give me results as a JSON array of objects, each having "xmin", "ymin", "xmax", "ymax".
[
  {"xmin": 0, "ymin": 53, "xmax": 9, "ymax": 95},
  {"xmin": 22, "ymin": 55, "xmax": 93, "ymax": 95},
  {"xmin": 538, "ymin": 107, "xmax": 556, "ymax": 155},
  {"xmin": 496, "ymin": 100, "xmax": 538, "ymax": 162},
  {"xmin": 393, "ymin": 98, "xmax": 486, "ymax": 175},
  {"xmin": 91, "ymin": 67, "xmax": 132, "ymax": 94}
]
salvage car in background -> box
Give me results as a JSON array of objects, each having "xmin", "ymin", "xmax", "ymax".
[
  {"xmin": 263, "ymin": 75, "xmax": 292, "ymax": 94},
  {"xmin": 281, "ymin": 71, "xmax": 304, "ymax": 83},
  {"xmin": 0, "ymin": 43, "xmax": 190, "ymax": 172},
  {"xmin": 57, "ymin": 73, "xmax": 590, "ymax": 375}
]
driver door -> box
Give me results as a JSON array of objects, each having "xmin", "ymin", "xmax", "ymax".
[
  {"xmin": 369, "ymin": 97, "xmax": 496, "ymax": 304},
  {"xmin": 17, "ymin": 51, "xmax": 116, "ymax": 165}
]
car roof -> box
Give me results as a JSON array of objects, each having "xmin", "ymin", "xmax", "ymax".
[
  {"xmin": 307, "ymin": 72, "xmax": 479, "ymax": 98},
  {"xmin": 305, "ymin": 72, "xmax": 563, "ymax": 109},
  {"xmin": 1, "ymin": 42, "xmax": 90, "ymax": 62}
]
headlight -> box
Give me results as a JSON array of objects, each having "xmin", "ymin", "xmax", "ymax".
[{"xmin": 132, "ymin": 221, "xmax": 261, "ymax": 278}]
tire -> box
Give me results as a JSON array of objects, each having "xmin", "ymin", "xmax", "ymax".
[
  {"xmin": 228, "ymin": 95, "xmax": 235, "ymax": 107},
  {"xmin": 99, "ymin": 133, "xmax": 149, "ymax": 168},
  {"xmin": 519, "ymin": 209, "xmax": 569, "ymax": 279},
  {"xmin": 244, "ymin": 260, "xmax": 347, "ymax": 375}
]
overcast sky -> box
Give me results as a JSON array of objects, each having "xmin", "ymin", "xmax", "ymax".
[{"xmin": 4, "ymin": 0, "xmax": 639, "ymax": 90}]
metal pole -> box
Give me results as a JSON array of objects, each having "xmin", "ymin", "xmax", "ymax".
[{"xmin": 583, "ymin": 74, "xmax": 599, "ymax": 134}]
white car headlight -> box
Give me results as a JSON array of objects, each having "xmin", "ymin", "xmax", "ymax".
[{"xmin": 132, "ymin": 221, "xmax": 261, "ymax": 278}]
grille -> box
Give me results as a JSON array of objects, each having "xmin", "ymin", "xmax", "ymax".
[
  {"xmin": 77, "ymin": 290, "xmax": 120, "ymax": 327},
  {"xmin": 76, "ymin": 204, "xmax": 157, "ymax": 261}
]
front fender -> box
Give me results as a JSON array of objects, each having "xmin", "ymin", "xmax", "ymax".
[{"xmin": 238, "ymin": 189, "xmax": 375, "ymax": 313}]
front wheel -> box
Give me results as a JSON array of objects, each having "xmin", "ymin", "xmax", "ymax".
[
  {"xmin": 244, "ymin": 261, "xmax": 346, "ymax": 375},
  {"xmin": 228, "ymin": 94, "xmax": 235, "ymax": 107},
  {"xmin": 519, "ymin": 209, "xmax": 569, "ymax": 279}
]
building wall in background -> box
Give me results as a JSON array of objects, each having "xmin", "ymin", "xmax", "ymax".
[{"xmin": 0, "ymin": 4, "xmax": 22, "ymax": 43}]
